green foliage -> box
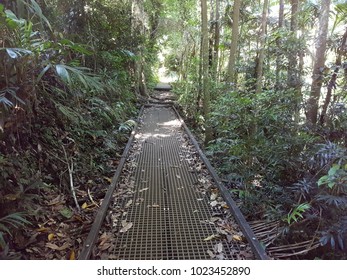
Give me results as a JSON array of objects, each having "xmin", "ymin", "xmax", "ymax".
[
  {"xmin": 284, "ymin": 203, "xmax": 311, "ymax": 225},
  {"xmin": 0, "ymin": 213, "xmax": 31, "ymax": 249},
  {"xmin": 209, "ymin": 89, "xmax": 310, "ymax": 183},
  {"xmin": 119, "ymin": 120, "xmax": 137, "ymax": 133},
  {"xmin": 0, "ymin": 88, "xmax": 25, "ymax": 109},
  {"xmin": 318, "ymin": 164, "xmax": 347, "ymax": 189},
  {"xmin": 0, "ymin": 0, "xmax": 142, "ymax": 259}
]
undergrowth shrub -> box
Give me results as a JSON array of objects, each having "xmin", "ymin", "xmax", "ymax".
[
  {"xmin": 0, "ymin": 2, "xmax": 139, "ymax": 256},
  {"xmin": 206, "ymin": 88, "xmax": 347, "ymax": 258}
]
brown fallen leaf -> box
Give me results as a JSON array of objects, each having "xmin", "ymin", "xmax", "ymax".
[
  {"xmin": 36, "ymin": 227, "xmax": 49, "ymax": 233},
  {"xmin": 47, "ymin": 195, "xmax": 62, "ymax": 206},
  {"xmin": 104, "ymin": 177, "xmax": 112, "ymax": 183},
  {"xmin": 232, "ymin": 234, "xmax": 243, "ymax": 241},
  {"xmin": 99, "ymin": 242, "xmax": 112, "ymax": 251},
  {"xmin": 46, "ymin": 242, "xmax": 70, "ymax": 251},
  {"xmin": 4, "ymin": 193, "xmax": 20, "ymax": 201},
  {"xmin": 99, "ymin": 232, "xmax": 112, "ymax": 246},
  {"xmin": 69, "ymin": 250, "xmax": 75, "ymax": 260}
]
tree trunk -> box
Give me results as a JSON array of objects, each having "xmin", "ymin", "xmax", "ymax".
[
  {"xmin": 306, "ymin": 0, "xmax": 331, "ymax": 126},
  {"xmin": 287, "ymin": 0, "xmax": 299, "ymax": 88},
  {"xmin": 226, "ymin": 0, "xmax": 241, "ymax": 84},
  {"xmin": 255, "ymin": 0, "xmax": 269, "ymax": 94},
  {"xmin": 131, "ymin": 0, "xmax": 149, "ymax": 98},
  {"xmin": 201, "ymin": 0, "xmax": 212, "ymax": 144},
  {"xmin": 319, "ymin": 27, "xmax": 347, "ymax": 126},
  {"xmin": 275, "ymin": 0, "xmax": 284, "ymax": 90},
  {"xmin": 213, "ymin": 0, "xmax": 220, "ymax": 80},
  {"xmin": 209, "ymin": 0, "xmax": 215, "ymax": 68}
]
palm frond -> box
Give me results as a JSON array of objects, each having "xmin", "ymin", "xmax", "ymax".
[
  {"xmin": 0, "ymin": 212, "xmax": 31, "ymax": 234},
  {"xmin": 20, "ymin": 0, "xmax": 53, "ymax": 31},
  {"xmin": 0, "ymin": 47, "xmax": 32, "ymax": 59}
]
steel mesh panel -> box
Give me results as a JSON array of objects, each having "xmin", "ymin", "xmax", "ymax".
[{"xmin": 112, "ymin": 106, "xmax": 240, "ymax": 259}]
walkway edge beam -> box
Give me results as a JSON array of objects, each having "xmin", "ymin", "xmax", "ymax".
[
  {"xmin": 172, "ymin": 106, "xmax": 269, "ymax": 260},
  {"xmin": 78, "ymin": 106, "xmax": 145, "ymax": 260}
]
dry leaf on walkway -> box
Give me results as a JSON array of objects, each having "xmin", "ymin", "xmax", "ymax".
[
  {"xmin": 99, "ymin": 232, "xmax": 112, "ymax": 246},
  {"xmin": 233, "ymin": 234, "xmax": 243, "ymax": 242},
  {"xmin": 203, "ymin": 234, "xmax": 219, "ymax": 241},
  {"xmin": 120, "ymin": 221, "xmax": 133, "ymax": 233},
  {"xmin": 215, "ymin": 242, "xmax": 223, "ymax": 253},
  {"xmin": 125, "ymin": 199, "xmax": 133, "ymax": 208},
  {"xmin": 210, "ymin": 201, "xmax": 218, "ymax": 207},
  {"xmin": 210, "ymin": 193, "xmax": 218, "ymax": 200},
  {"xmin": 207, "ymin": 249, "xmax": 215, "ymax": 258}
]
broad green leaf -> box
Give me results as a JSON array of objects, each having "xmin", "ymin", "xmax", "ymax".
[
  {"xmin": 5, "ymin": 9, "xmax": 19, "ymax": 21},
  {"xmin": 328, "ymin": 164, "xmax": 340, "ymax": 176},
  {"xmin": 37, "ymin": 64, "xmax": 51, "ymax": 83},
  {"xmin": 328, "ymin": 182, "xmax": 335, "ymax": 189},
  {"xmin": 59, "ymin": 207, "xmax": 73, "ymax": 219},
  {"xmin": 55, "ymin": 64, "xmax": 71, "ymax": 85},
  {"xmin": 6, "ymin": 48, "xmax": 18, "ymax": 59},
  {"xmin": 3, "ymin": 48, "xmax": 32, "ymax": 59},
  {"xmin": 318, "ymin": 175, "xmax": 328, "ymax": 186}
]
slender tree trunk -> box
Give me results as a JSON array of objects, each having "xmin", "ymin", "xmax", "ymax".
[
  {"xmin": 226, "ymin": 0, "xmax": 241, "ymax": 84},
  {"xmin": 287, "ymin": 0, "xmax": 299, "ymax": 88},
  {"xmin": 209, "ymin": 0, "xmax": 215, "ymax": 68},
  {"xmin": 306, "ymin": 0, "xmax": 331, "ymax": 126},
  {"xmin": 288, "ymin": 0, "xmax": 303, "ymax": 124},
  {"xmin": 255, "ymin": 0, "xmax": 269, "ymax": 94},
  {"xmin": 213, "ymin": 0, "xmax": 220, "ymax": 80},
  {"xmin": 319, "ymin": 27, "xmax": 347, "ymax": 126},
  {"xmin": 131, "ymin": 0, "xmax": 149, "ymax": 97},
  {"xmin": 275, "ymin": 0, "xmax": 284, "ymax": 90},
  {"xmin": 201, "ymin": 0, "xmax": 212, "ymax": 144}
]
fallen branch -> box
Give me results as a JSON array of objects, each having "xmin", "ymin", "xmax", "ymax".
[{"xmin": 62, "ymin": 145, "xmax": 80, "ymax": 211}]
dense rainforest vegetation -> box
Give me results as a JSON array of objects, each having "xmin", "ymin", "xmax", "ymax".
[{"xmin": 1, "ymin": 0, "xmax": 347, "ymax": 259}]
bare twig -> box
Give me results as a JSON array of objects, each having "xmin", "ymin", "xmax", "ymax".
[
  {"xmin": 62, "ymin": 145, "xmax": 80, "ymax": 211},
  {"xmin": 88, "ymin": 188, "xmax": 99, "ymax": 207}
]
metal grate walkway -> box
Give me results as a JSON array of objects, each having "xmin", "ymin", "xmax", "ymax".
[{"xmin": 107, "ymin": 106, "xmax": 252, "ymax": 259}]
